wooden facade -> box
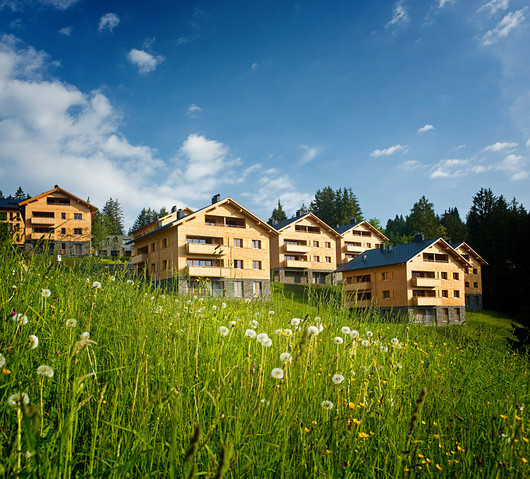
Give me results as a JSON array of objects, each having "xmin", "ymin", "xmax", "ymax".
[
  {"xmin": 130, "ymin": 196, "xmax": 277, "ymax": 300},
  {"xmin": 270, "ymin": 213, "xmax": 340, "ymax": 285},
  {"xmin": 18, "ymin": 187, "xmax": 97, "ymax": 256},
  {"xmin": 335, "ymin": 220, "xmax": 389, "ymax": 265},
  {"xmin": 339, "ymin": 237, "xmax": 470, "ymax": 324},
  {"xmin": 0, "ymin": 199, "xmax": 25, "ymax": 245},
  {"xmin": 452, "ymin": 242, "xmax": 488, "ymax": 311}
]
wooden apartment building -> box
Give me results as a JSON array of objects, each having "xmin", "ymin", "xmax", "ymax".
[
  {"xmin": 452, "ymin": 242, "xmax": 488, "ymax": 310},
  {"xmin": 18, "ymin": 186, "xmax": 97, "ymax": 256},
  {"xmin": 334, "ymin": 219, "xmax": 389, "ymax": 266},
  {"xmin": 0, "ymin": 198, "xmax": 25, "ymax": 245},
  {"xmin": 129, "ymin": 195, "xmax": 277, "ymax": 300},
  {"xmin": 270, "ymin": 212, "xmax": 340, "ymax": 284},
  {"xmin": 338, "ymin": 234, "xmax": 471, "ymax": 324}
]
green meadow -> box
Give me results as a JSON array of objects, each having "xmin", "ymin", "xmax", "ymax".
[{"xmin": 1, "ymin": 246, "xmax": 529, "ymax": 478}]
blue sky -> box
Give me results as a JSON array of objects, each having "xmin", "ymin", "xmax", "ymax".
[{"xmin": 0, "ymin": 0, "xmax": 529, "ymax": 229}]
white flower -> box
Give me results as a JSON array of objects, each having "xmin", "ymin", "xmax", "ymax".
[
  {"xmin": 66, "ymin": 318, "xmax": 77, "ymax": 328},
  {"xmin": 219, "ymin": 326, "xmax": 229, "ymax": 337},
  {"xmin": 314, "ymin": 316, "xmax": 321, "ymax": 322},
  {"xmin": 349, "ymin": 330, "xmax": 359, "ymax": 339},
  {"xmin": 0, "ymin": 354, "xmax": 5, "ymax": 368},
  {"xmin": 380, "ymin": 346, "xmax": 389, "ymax": 353},
  {"xmin": 333, "ymin": 337, "xmax": 344, "ymax": 345},
  {"xmin": 126, "ymin": 279, "xmax": 134, "ymax": 285},
  {"xmin": 250, "ymin": 320, "xmax": 259, "ymax": 329},
  {"xmin": 244, "ymin": 298, "xmax": 251, "ymax": 303},
  {"xmin": 37, "ymin": 365, "xmax": 54, "ymax": 378},
  {"xmin": 260, "ymin": 398, "xmax": 270, "ymax": 406},
  {"xmin": 271, "ymin": 368, "xmax": 284, "ymax": 379},
  {"xmin": 212, "ymin": 305, "xmax": 217, "ymax": 310},
  {"xmin": 341, "ymin": 326, "xmax": 351, "ymax": 335},
  {"xmin": 256, "ymin": 333, "xmax": 269, "ymax": 345},
  {"xmin": 274, "ymin": 329, "xmax": 283, "ymax": 335},
  {"xmin": 269, "ymin": 310, "xmax": 275, "ymax": 316},
  {"xmin": 245, "ymin": 329, "xmax": 257, "ymax": 338},
  {"xmin": 372, "ymin": 339, "xmax": 381, "ymax": 346},
  {"xmin": 332, "ymin": 373, "xmax": 344, "ymax": 384},
  {"xmin": 221, "ymin": 302, "xmax": 227, "ymax": 308},
  {"xmin": 290, "ymin": 318, "xmax": 301, "ymax": 326},
  {"xmin": 199, "ymin": 297, "xmax": 204, "ymax": 302},
  {"xmin": 41, "ymin": 288, "xmax": 51, "ymax": 298},
  {"xmin": 229, "ymin": 321, "xmax": 236, "ymax": 328},
  {"xmin": 110, "ymin": 276, "xmax": 116, "ymax": 281},
  {"xmin": 366, "ymin": 330, "xmax": 373, "ymax": 338},
  {"xmin": 280, "ymin": 352, "xmax": 291, "ymax": 362},
  {"xmin": 396, "ymin": 362, "xmax": 403, "ymax": 369},
  {"xmin": 307, "ymin": 326, "xmax": 319, "ymax": 335},
  {"xmin": 263, "ymin": 338, "xmax": 273, "ymax": 347},
  {"xmin": 361, "ymin": 339, "xmax": 370, "ymax": 347},
  {"xmin": 92, "ymin": 281, "xmax": 101, "ymax": 289},
  {"xmin": 321, "ymin": 400, "xmax": 334, "ymax": 410},
  {"xmin": 80, "ymin": 332, "xmax": 90, "ymax": 341},
  {"xmin": 390, "ymin": 338, "xmax": 400, "ymax": 346},
  {"xmin": 8, "ymin": 392, "xmax": 30, "ymax": 408},
  {"xmin": 284, "ymin": 329, "xmax": 293, "ymax": 336},
  {"xmin": 27, "ymin": 335, "xmax": 39, "ymax": 349},
  {"xmin": 13, "ymin": 313, "xmax": 28, "ymax": 325}
]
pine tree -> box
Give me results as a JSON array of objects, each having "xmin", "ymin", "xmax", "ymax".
[
  {"xmin": 310, "ymin": 186, "xmax": 336, "ymax": 225},
  {"xmin": 102, "ymin": 198, "xmax": 124, "ymax": 235},
  {"xmin": 440, "ymin": 207, "xmax": 468, "ymax": 243},
  {"xmin": 130, "ymin": 207, "xmax": 158, "ymax": 234},
  {"xmin": 334, "ymin": 188, "xmax": 363, "ymax": 226},
  {"xmin": 91, "ymin": 211, "xmax": 107, "ymax": 252},
  {"xmin": 14, "ymin": 186, "xmax": 27, "ymax": 200},
  {"xmin": 268, "ymin": 200, "xmax": 287, "ymax": 225},
  {"xmin": 406, "ymin": 196, "xmax": 446, "ymax": 239}
]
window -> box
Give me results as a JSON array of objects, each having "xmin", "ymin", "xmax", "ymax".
[
  {"xmin": 151, "ymin": 263, "xmax": 156, "ymax": 274},
  {"xmin": 252, "ymin": 240, "xmax": 261, "ymax": 249},
  {"xmin": 313, "ymin": 256, "xmax": 320, "ymax": 262},
  {"xmin": 205, "ymin": 216, "xmax": 217, "ymax": 226},
  {"xmin": 47, "ymin": 198, "xmax": 56, "ymax": 204},
  {"xmin": 441, "ymin": 290, "xmax": 448, "ymax": 298},
  {"xmin": 454, "ymin": 290, "xmax": 460, "ymax": 298},
  {"xmin": 74, "ymin": 213, "xmax": 82, "ymax": 220},
  {"xmin": 234, "ymin": 238, "xmax": 243, "ymax": 248},
  {"xmin": 383, "ymin": 290, "xmax": 391, "ymax": 299},
  {"xmin": 187, "ymin": 259, "xmax": 215, "ymax": 267},
  {"xmin": 473, "ymin": 282, "xmax": 478, "ymax": 289},
  {"xmin": 61, "ymin": 228, "xmax": 66, "ymax": 235},
  {"xmin": 456, "ymin": 309, "xmax": 461, "ymax": 321},
  {"xmin": 325, "ymin": 241, "xmax": 331, "ymax": 248},
  {"xmin": 74, "ymin": 228, "xmax": 82, "ymax": 235},
  {"xmin": 61, "ymin": 243, "xmax": 66, "ymax": 250},
  {"xmin": 151, "ymin": 243, "xmax": 155, "ymax": 252},
  {"xmin": 59, "ymin": 198, "xmax": 70, "ymax": 205},
  {"xmin": 61, "ymin": 213, "xmax": 66, "ymax": 219},
  {"xmin": 74, "ymin": 244, "xmax": 82, "ymax": 255},
  {"xmin": 234, "ymin": 260, "xmax": 243, "ymax": 269},
  {"xmin": 325, "ymin": 256, "xmax": 331, "ymax": 263},
  {"xmin": 443, "ymin": 308, "xmax": 449, "ymax": 321},
  {"xmin": 465, "ymin": 282, "xmax": 469, "ymax": 288},
  {"xmin": 313, "ymin": 240, "xmax": 319, "ymax": 247},
  {"xmin": 366, "ymin": 243, "xmax": 371, "ymax": 248},
  {"xmin": 253, "ymin": 260, "xmax": 262, "ymax": 270},
  {"xmin": 441, "ymin": 272, "xmax": 448, "ymax": 280},
  {"xmin": 162, "ymin": 238, "xmax": 168, "ymax": 248},
  {"xmin": 473, "ymin": 268, "xmax": 478, "ymax": 275},
  {"xmin": 162, "ymin": 260, "xmax": 168, "ymax": 270},
  {"xmin": 382, "ymin": 272, "xmax": 391, "ymax": 281},
  {"xmin": 234, "ymin": 281, "xmax": 243, "ymax": 298},
  {"xmin": 453, "ymin": 272, "xmax": 459, "ymax": 280},
  {"xmin": 253, "ymin": 281, "xmax": 263, "ymax": 297}
]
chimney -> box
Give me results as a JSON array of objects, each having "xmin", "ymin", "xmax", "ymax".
[
  {"xmin": 176, "ymin": 209, "xmax": 186, "ymax": 220},
  {"xmin": 362, "ymin": 254, "xmax": 367, "ymax": 261},
  {"xmin": 379, "ymin": 243, "xmax": 385, "ymax": 251},
  {"xmin": 171, "ymin": 205, "xmax": 177, "ymax": 213},
  {"xmin": 211, "ymin": 194, "xmax": 221, "ymax": 204},
  {"xmin": 350, "ymin": 218, "xmax": 357, "ymax": 224},
  {"xmin": 296, "ymin": 209, "xmax": 302, "ymax": 217},
  {"xmin": 414, "ymin": 233, "xmax": 425, "ymax": 243},
  {"xmin": 271, "ymin": 218, "xmax": 278, "ymax": 226},
  {"xmin": 388, "ymin": 245, "xmax": 393, "ymax": 252}
]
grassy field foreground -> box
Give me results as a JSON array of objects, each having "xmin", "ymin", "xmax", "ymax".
[{"xmin": 0, "ymin": 247, "xmax": 529, "ymax": 478}]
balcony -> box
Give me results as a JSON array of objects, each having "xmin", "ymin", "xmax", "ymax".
[
  {"xmin": 30, "ymin": 232, "xmax": 54, "ymax": 239},
  {"xmin": 283, "ymin": 259, "xmax": 309, "ymax": 268},
  {"xmin": 345, "ymin": 244, "xmax": 362, "ymax": 252},
  {"xmin": 411, "ymin": 277, "xmax": 440, "ymax": 288},
  {"xmin": 347, "ymin": 299, "xmax": 372, "ymax": 308},
  {"xmin": 412, "ymin": 296, "xmax": 441, "ymax": 306},
  {"xmin": 186, "ymin": 243, "xmax": 221, "ymax": 255},
  {"xmin": 344, "ymin": 281, "xmax": 371, "ymax": 291},
  {"xmin": 186, "ymin": 266, "xmax": 229, "ymax": 277},
  {"xmin": 283, "ymin": 243, "xmax": 310, "ymax": 253},
  {"xmin": 31, "ymin": 217, "xmax": 55, "ymax": 225},
  {"xmin": 130, "ymin": 253, "xmax": 148, "ymax": 265}
]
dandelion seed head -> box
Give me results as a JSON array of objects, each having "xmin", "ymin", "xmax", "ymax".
[
  {"xmin": 27, "ymin": 335, "xmax": 39, "ymax": 349},
  {"xmin": 41, "ymin": 288, "xmax": 51, "ymax": 298},
  {"xmin": 219, "ymin": 326, "xmax": 229, "ymax": 337},
  {"xmin": 126, "ymin": 280, "xmax": 134, "ymax": 285},
  {"xmin": 366, "ymin": 330, "xmax": 373, "ymax": 338},
  {"xmin": 269, "ymin": 310, "xmax": 275, "ymax": 315},
  {"xmin": 341, "ymin": 326, "xmax": 351, "ymax": 335},
  {"xmin": 256, "ymin": 333, "xmax": 269, "ymax": 344},
  {"xmin": 212, "ymin": 305, "xmax": 217, "ymax": 310},
  {"xmin": 65, "ymin": 318, "xmax": 77, "ymax": 328},
  {"xmin": 307, "ymin": 326, "xmax": 319, "ymax": 335},
  {"xmin": 271, "ymin": 368, "xmax": 284, "ymax": 379},
  {"xmin": 332, "ymin": 373, "xmax": 344, "ymax": 384},
  {"xmin": 263, "ymin": 338, "xmax": 273, "ymax": 347},
  {"xmin": 380, "ymin": 345, "xmax": 389, "ymax": 353},
  {"xmin": 291, "ymin": 318, "xmax": 301, "ymax": 326},
  {"xmin": 229, "ymin": 321, "xmax": 236, "ymax": 328},
  {"xmin": 13, "ymin": 313, "xmax": 28, "ymax": 325},
  {"xmin": 280, "ymin": 352, "xmax": 291, "ymax": 362},
  {"xmin": 350, "ymin": 330, "xmax": 359, "ymax": 339},
  {"xmin": 250, "ymin": 320, "xmax": 259, "ymax": 329},
  {"xmin": 321, "ymin": 400, "xmax": 334, "ymax": 410},
  {"xmin": 8, "ymin": 392, "xmax": 30, "ymax": 408},
  {"xmin": 245, "ymin": 329, "xmax": 257, "ymax": 338},
  {"xmin": 221, "ymin": 302, "xmax": 227, "ymax": 308},
  {"xmin": 80, "ymin": 332, "xmax": 90, "ymax": 341},
  {"xmin": 274, "ymin": 329, "xmax": 283, "ymax": 335},
  {"xmin": 37, "ymin": 364, "xmax": 54, "ymax": 378},
  {"xmin": 0, "ymin": 354, "xmax": 5, "ymax": 368},
  {"xmin": 244, "ymin": 298, "xmax": 251, "ymax": 303},
  {"xmin": 92, "ymin": 281, "xmax": 101, "ymax": 289},
  {"xmin": 391, "ymin": 338, "xmax": 400, "ymax": 346},
  {"xmin": 361, "ymin": 339, "xmax": 370, "ymax": 347},
  {"xmin": 284, "ymin": 329, "xmax": 293, "ymax": 336},
  {"xmin": 333, "ymin": 337, "xmax": 344, "ymax": 345}
]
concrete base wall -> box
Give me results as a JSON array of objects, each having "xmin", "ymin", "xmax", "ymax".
[
  {"xmin": 354, "ymin": 305, "xmax": 466, "ymax": 325},
  {"xmin": 25, "ymin": 240, "xmax": 91, "ymax": 257},
  {"xmin": 271, "ymin": 268, "xmax": 334, "ymax": 285},
  {"xmin": 465, "ymin": 294, "xmax": 483, "ymax": 311}
]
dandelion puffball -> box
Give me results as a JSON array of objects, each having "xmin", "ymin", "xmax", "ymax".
[
  {"xmin": 361, "ymin": 339, "xmax": 370, "ymax": 347},
  {"xmin": 13, "ymin": 313, "xmax": 28, "ymax": 325},
  {"xmin": 37, "ymin": 365, "xmax": 54, "ymax": 378},
  {"xmin": 0, "ymin": 354, "xmax": 5, "ymax": 368},
  {"xmin": 333, "ymin": 337, "xmax": 344, "ymax": 345},
  {"xmin": 307, "ymin": 326, "xmax": 319, "ymax": 335},
  {"xmin": 284, "ymin": 329, "xmax": 293, "ymax": 336},
  {"xmin": 219, "ymin": 326, "xmax": 229, "ymax": 337},
  {"xmin": 280, "ymin": 352, "xmax": 291, "ymax": 362},
  {"xmin": 332, "ymin": 374, "xmax": 345, "ymax": 384},
  {"xmin": 65, "ymin": 318, "xmax": 77, "ymax": 328},
  {"xmin": 249, "ymin": 320, "xmax": 259, "ymax": 329},
  {"xmin": 366, "ymin": 331, "xmax": 374, "ymax": 338},
  {"xmin": 41, "ymin": 288, "xmax": 51, "ymax": 298},
  {"xmin": 256, "ymin": 333, "xmax": 269, "ymax": 344},
  {"xmin": 80, "ymin": 332, "xmax": 90, "ymax": 341},
  {"xmin": 245, "ymin": 329, "xmax": 257, "ymax": 338},
  {"xmin": 92, "ymin": 281, "xmax": 101, "ymax": 289},
  {"xmin": 263, "ymin": 338, "xmax": 273, "ymax": 347},
  {"xmin": 8, "ymin": 392, "xmax": 30, "ymax": 408},
  {"xmin": 27, "ymin": 335, "xmax": 39, "ymax": 350},
  {"xmin": 321, "ymin": 400, "xmax": 334, "ymax": 410},
  {"xmin": 341, "ymin": 326, "xmax": 351, "ymax": 335},
  {"xmin": 349, "ymin": 330, "xmax": 359, "ymax": 339},
  {"xmin": 271, "ymin": 368, "xmax": 284, "ymax": 379},
  {"xmin": 290, "ymin": 318, "xmax": 301, "ymax": 326}
]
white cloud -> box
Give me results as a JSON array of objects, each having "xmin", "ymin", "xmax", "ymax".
[
  {"xmin": 483, "ymin": 141, "xmax": 518, "ymax": 151},
  {"xmin": 251, "ymin": 62, "xmax": 258, "ymax": 70},
  {"xmin": 40, "ymin": 0, "xmax": 80, "ymax": 9},
  {"xmin": 127, "ymin": 49, "xmax": 164, "ymax": 74},
  {"xmin": 526, "ymin": 139, "xmax": 530, "ymax": 147},
  {"xmin": 481, "ymin": 9, "xmax": 526, "ymax": 45},
  {"xmin": 98, "ymin": 13, "xmax": 120, "ymax": 33},
  {"xmin": 370, "ymin": 144, "xmax": 407, "ymax": 157},
  {"xmin": 299, "ymin": 145, "xmax": 320, "ymax": 164},
  {"xmin": 478, "ymin": 0, "xmax": 509, "ymax": 16},
  {"xmin": 417, "ymin": 124, "xmax": 435, "ymax": 133},
  {"xmin": 58, "ymin": 26, "xmax": 73, "ymax": 36},
  {"xmin": 187, "ymin": 104, "xmax": 202, "ymax": 116},
  {"xmin": 387, "ymin": 1, "xmax": 409, "ymax": 28},
  {"xmin": 430, "ymin": 159, "xmax": 470, "ymax": 178},
  {"xmin": 438, "ymin": 0, "xmax": 455, "ymax": 8},
  {"xmin": 399, "ymin": 160, "xmax": 424, "ymax": 171},
  {"xmin": 497, "ymin": 153, "xmax": 529, "ymax": 180}
]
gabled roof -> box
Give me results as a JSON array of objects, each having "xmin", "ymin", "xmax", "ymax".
[
  {"xmin": 0, "ymin": 199, "xmax": 22, "ymax": 210},
  {"xmin": 337, "ymin": 238, "xmax": 471, "ymax": 272},
  {"xmin": 272, "ymin": 213, "xmax": 341, "ymax": 238},
  {"xmin": 452, "ymin": 242, "xmax": 488, "ymax": 265},
  {"xmin": 130, "ymin": 197, "xmax": 278, "ymax": 243},
  {"xmin": 19, "ymin": 186, "xmax": 98, "ymax": 212},
  {"xmin": 334, "ymin": 219, "xmax": 389, "ymax": 241}
]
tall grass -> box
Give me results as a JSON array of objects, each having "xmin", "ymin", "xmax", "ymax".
[{"xmin": 0, "ymin": 245, "xmax": 529, "ymax": 477}]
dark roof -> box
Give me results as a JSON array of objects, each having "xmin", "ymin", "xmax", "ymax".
[
  {"xmin": 334, "ymin": 221, "xmax": 363, "ymax": 235},
  {"xmin": 272, "ymin": 216, "xmax": 305, "ymax": 230},
  {"xmin": 0, "ymin": 199, "xmax": 22, "ymax": 210},
  {"xmin": 337, "ymin": 238, "xmax": 439, "ymax": 272}
]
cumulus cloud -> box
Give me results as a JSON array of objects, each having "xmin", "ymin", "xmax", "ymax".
[
  {"xmin": 387, "ymin": 1, "xmax": 409, "ymax": 28},
  {"xmin": 58, "ymin": 26, "xmax": 73, "ymax": 36},
  {"xmin": 299, "ymin": 145, "xmax": 320, "ymax": 164},
  {"xmin": 98, "ymin": 13, "xmax": 120, "ymax": 33},
  {"xmin": 438, "ymin": 0, "xmax": 455, "ymax": 8},
  {"xmin": 370, "ymin": 144, "xmax": 408, "ymax": 157},
  {"xmin": 478, "ymin": 0, "xmax": 509, "ymax": 16},
  {"xmin": 187, "ymin": 104, "xmax": 202, "ymax": 116},
  {"xmin": 430, "ymin": 159, "xmax": 470, "ymax": 178},
  {"xmin": 417, "ymin": 124, "xmax": 435, "ymax": 133},
  {"xmin": 497, "ymin": 153, "xmax": 529, "ymax": 180},
  {"xmin": 483, "ymin": 141, "xmax": 518, "ymax": 151},
  {"xmin": 127, "ymin": 48, "xmax": 164, "ymax": 73},
  {"xmin": 399, "ymin": 160, "xmax": 424, "ymax": 171},
  {"xmin": 481, "ymin": 9, "xmax": 526, "ymax": 45}
]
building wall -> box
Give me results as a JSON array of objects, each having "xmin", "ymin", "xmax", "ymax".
[
  {"xmin": 0, "ymin": 207, "xmax": 25, "ymax": 245},
  {"xmin": 455, "ymin": 247, "xmax": 484, "ymax": 311},
  {"xmin": 337, "ymin": 224, "xmax": 387, "ymax": 265}
]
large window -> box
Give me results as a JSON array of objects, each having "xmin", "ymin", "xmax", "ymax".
[
  {"xmin": 234, "ymin": 281, "xmax": 243, "ymax": 298},
  {"xmin": 234, "ymin": 260, "xmax": 243, "ymax": 269},
  {"xmin": 74, "ymin": 213, "xmax": 82, "ymax": 220},
  {"xmin": 253, "ymin": 281, "xmax": 262, "ymax": 297},
  {"xmin": 252, "ymin": 240, "xmax": 261, "ymax": 249},
  {"xmin": 74, "ymin": 228, "xmax": 82, "ymax": 235},
  {"xmin": 253, "ymin": 261, "xmax": 262, "ymax": 270},
  {"xmin": 234, "ymin": 238, "xmax": 243, "ymax": 248}
]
